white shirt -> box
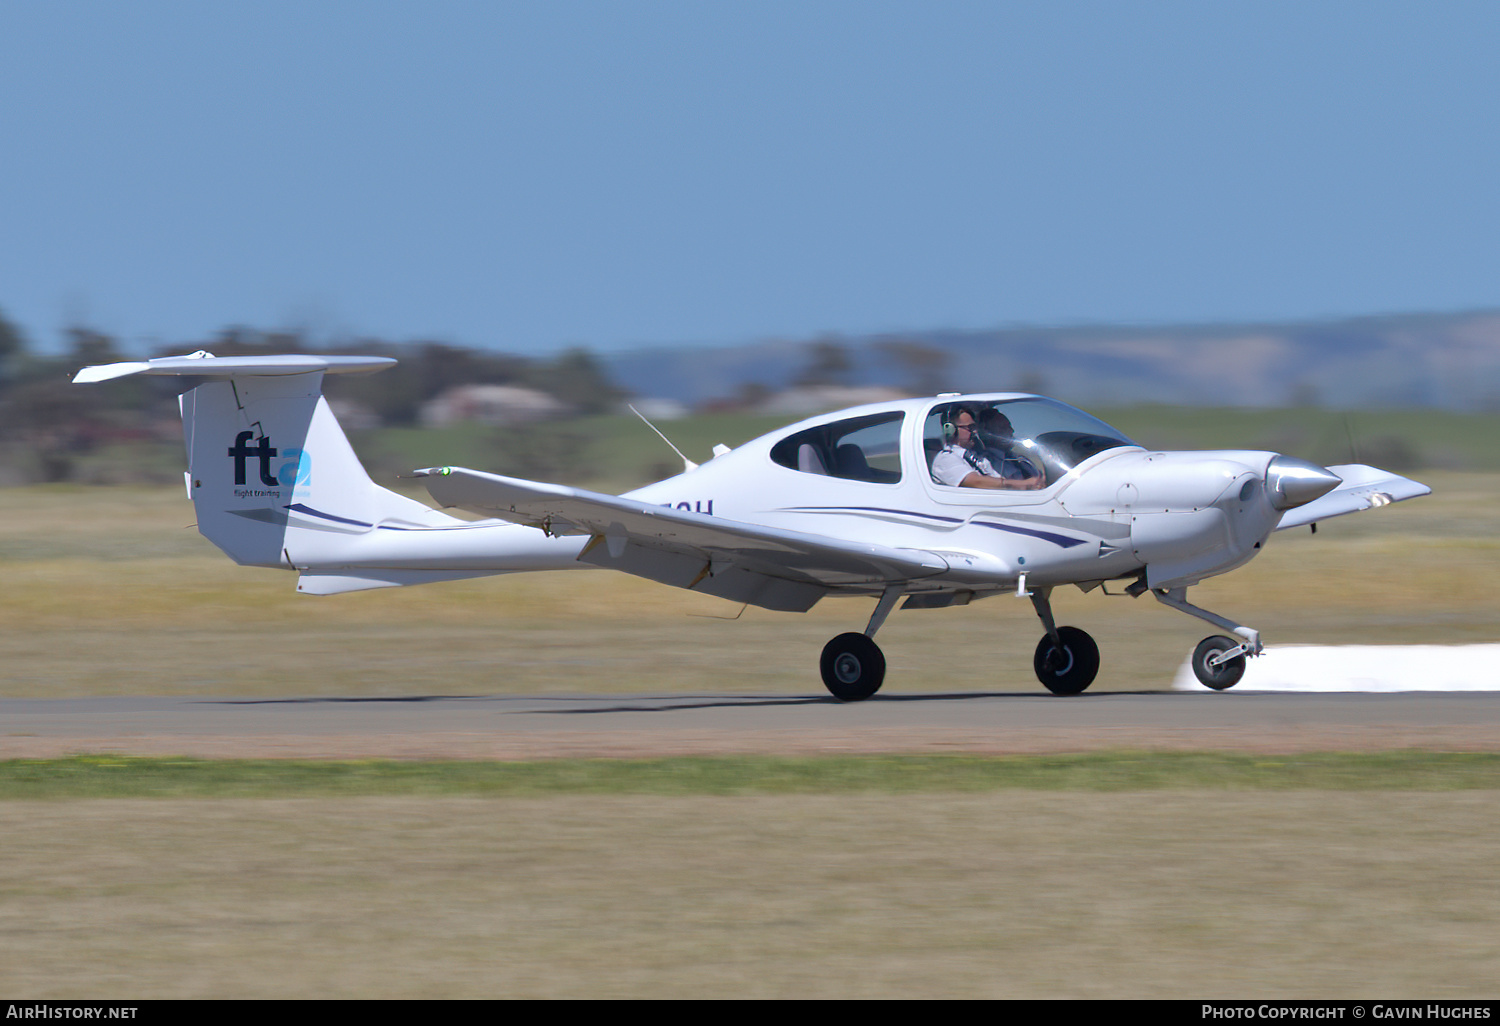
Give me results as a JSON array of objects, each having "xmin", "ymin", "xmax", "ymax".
[
  {"xmin": 931, "ymin": 444, "xmax": 996, "ymax": 487},
  {"xmin": 931, "ymin": 443, "xmax": 1042, "ymax": 487}
]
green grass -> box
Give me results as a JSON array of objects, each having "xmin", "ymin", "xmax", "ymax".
[{"xmin": 5, "ymin": 751, "xmax": 1499, "ymax": 799}]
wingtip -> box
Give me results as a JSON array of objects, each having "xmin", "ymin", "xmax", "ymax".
[{"xmin": 72, "ymin": 361, "xmax": 152, "ymax": 384}]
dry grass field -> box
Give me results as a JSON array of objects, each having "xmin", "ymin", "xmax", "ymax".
[
  {"xmin": 3, "ymin": 476, "xmax": 1497, "ymax": 999},
  {"xmin": 2, "ymin": 791, "xmax": 1496, "ymax": 998},
  {"xmin": 1, "ymin": 472, "xmax": 1495, "ymax": 698}
]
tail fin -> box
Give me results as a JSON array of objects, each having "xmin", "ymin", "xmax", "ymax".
[{"xmin": 77, "ymin": 353, "xmax": 460, "ymax": 568}]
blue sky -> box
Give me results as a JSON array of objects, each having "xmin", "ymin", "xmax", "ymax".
[{"xmin": 3, "ymin": 1, "xmax": 1499, "ymax": 355}]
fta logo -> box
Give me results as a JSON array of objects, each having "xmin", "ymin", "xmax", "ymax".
[{"xmin": 227, "ymin": 432, "xmax": 310, "ymax": 488}]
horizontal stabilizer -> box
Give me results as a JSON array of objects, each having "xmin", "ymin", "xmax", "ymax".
[
  {"xmin": 1274, "ymin": 464, "xmax": 1431, "ymax": 531},
  {"xmin": 74, "ymin": 352, "xmax": 395, "ymax": 383}
]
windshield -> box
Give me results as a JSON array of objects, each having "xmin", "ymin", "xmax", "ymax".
[{"xmin": 924, "ymin": 398, "xmax": 1136, "ymax": 487}]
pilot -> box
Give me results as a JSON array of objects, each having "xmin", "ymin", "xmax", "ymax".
[{"xmin": 931, "ymin": 406, "xmax": 1045, "ymax": 490}]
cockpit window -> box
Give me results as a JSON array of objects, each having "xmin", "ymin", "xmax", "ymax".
[
  {"xmin": 771, "ymin": 411, "xmax": 905, "ymax": 484},
  {"xmin": 924, "ymin": 398, "xmax": 1135, "ymax": 487}
]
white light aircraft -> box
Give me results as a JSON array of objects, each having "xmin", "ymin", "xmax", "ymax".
[{"xmin": 75, "ymin": 352, "xmax": 1430, "ymax": 700}]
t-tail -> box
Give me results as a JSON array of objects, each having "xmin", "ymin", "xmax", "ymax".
[{"xmin": 73, "ymin": 352, "xmax": 583, "ymax": 593}]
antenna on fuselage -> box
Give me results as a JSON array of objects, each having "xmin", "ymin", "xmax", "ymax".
[
  {"xmin": 628, "ymin": 403, "xmax": 699, "ymax": 473},
  {"xmin": 1343, "ymin": 414, "xmax": 1362, "ymax": 464}
]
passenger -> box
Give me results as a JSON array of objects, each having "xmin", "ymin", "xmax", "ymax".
[
  {"xmin": 976, "ymin": 407, "xmax": 1045, "ymax": 484},
  {"xmin": 931, "ymin": 406, "xmax": 1046, "ymax": 490}
]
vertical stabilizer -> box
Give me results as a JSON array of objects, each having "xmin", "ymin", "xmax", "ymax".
[
  {"xmin": 182, "ymin": 374, "xmax": 320, "ymax": 566},
  {"xmin": 78, "ymin": 353, "xmax": 461, "ymax": 569}
]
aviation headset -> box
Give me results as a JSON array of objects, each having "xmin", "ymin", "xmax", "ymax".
[{"xmin": 941, "ymin": 405, "xmax": 978, "ymax": 441}]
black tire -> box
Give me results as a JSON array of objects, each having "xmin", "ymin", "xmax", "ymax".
[
  {"xmin": 820, "ymin": 632, "xmax": 886, "ymax": 702},
  {"xmin": 1032, "ymin": 626, "xmax": 1100, "ymax": 695},
  {"xmin": 1192, "ymin": 635, "xmax": 1246, "ymax": 690}
]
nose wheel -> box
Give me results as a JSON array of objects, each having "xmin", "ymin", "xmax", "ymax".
[
  {"xmin": 820, "ymin": 632, "xmax": 886, "ymax": 702},
  {"xmin": 1191, "ymin": 635, "xmax": 1247, "ymax": 690},
  {"xmin": 1153, "ymin": 587, "xmax": 1261, "ymax": 691}
]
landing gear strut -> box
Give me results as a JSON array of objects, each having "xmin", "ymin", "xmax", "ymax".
[
  {"xmin": 1028, "ymin": 587, "xmax": 1100, "ymax": 694},
  {"xmin": 819, "ymin": 585, "xmax": 903, "ymax": 702},
  {"xmin": 1153, "ymin": 587, "xmax": 1262, "ymax": 690}
]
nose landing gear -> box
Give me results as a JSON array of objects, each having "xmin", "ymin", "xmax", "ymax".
[
  {"xmin": 1191, "ymin": 635, "xmax": 1247, "ymax": 690},
  {"xmin": 1154, "ymin": 587, "xmax": 1262, "ymax": 690}
]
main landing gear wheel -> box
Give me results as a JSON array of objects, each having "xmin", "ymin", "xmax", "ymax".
[
  {"xmin": 1033, "ymin": 626, "xmax": 1100, "ymax": 695},
  {"xmin": 1192, "ymin": 635, "xmax": 1246, "ymax": 690},
  {"xmin": 820, "ymin": 632, "xmax": 886, "ymax": 702}
]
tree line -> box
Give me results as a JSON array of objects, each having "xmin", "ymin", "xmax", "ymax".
[
  {"xmin": 0, "ymin": 309, "xmax": 621, "ymax": 484},
  {"xmin": 0, "ymin": 306, "xmax": 959, "ymax": 485}
]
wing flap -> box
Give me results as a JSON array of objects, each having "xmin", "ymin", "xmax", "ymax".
[
  {"xmin": 1275, "ymin": 464, "xmax": 1431, "ymax": 531},
  {"xmin": 417, "ymin": 467, "xmax": 949, "ymax": 604},
  {"xmin": 577, "ymin": 536, "xmax": 826, "ymax": 611}
]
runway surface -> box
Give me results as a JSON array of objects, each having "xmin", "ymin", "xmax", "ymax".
[{"xmin": 5, "ymin": 691, "xmax": 1500, "ymax": 759}]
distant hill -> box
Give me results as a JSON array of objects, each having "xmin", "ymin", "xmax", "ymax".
[{"xmin": 602, "ymin": 310, "xmax": 1500, "ymax": 411}]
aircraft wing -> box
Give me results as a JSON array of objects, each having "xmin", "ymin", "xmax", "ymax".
[
  {"xmin": 1274, "ymin": 464, "xmax": 1431, "ymax": 531},
  {"xmin": 417, "ymin": 466, "xmax": 950, "ymax": 612}
]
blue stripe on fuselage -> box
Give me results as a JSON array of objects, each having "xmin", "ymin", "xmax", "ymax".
[{"xmin": 780, "ymin": 506, "xmax": 1085, "ymax": 548}]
